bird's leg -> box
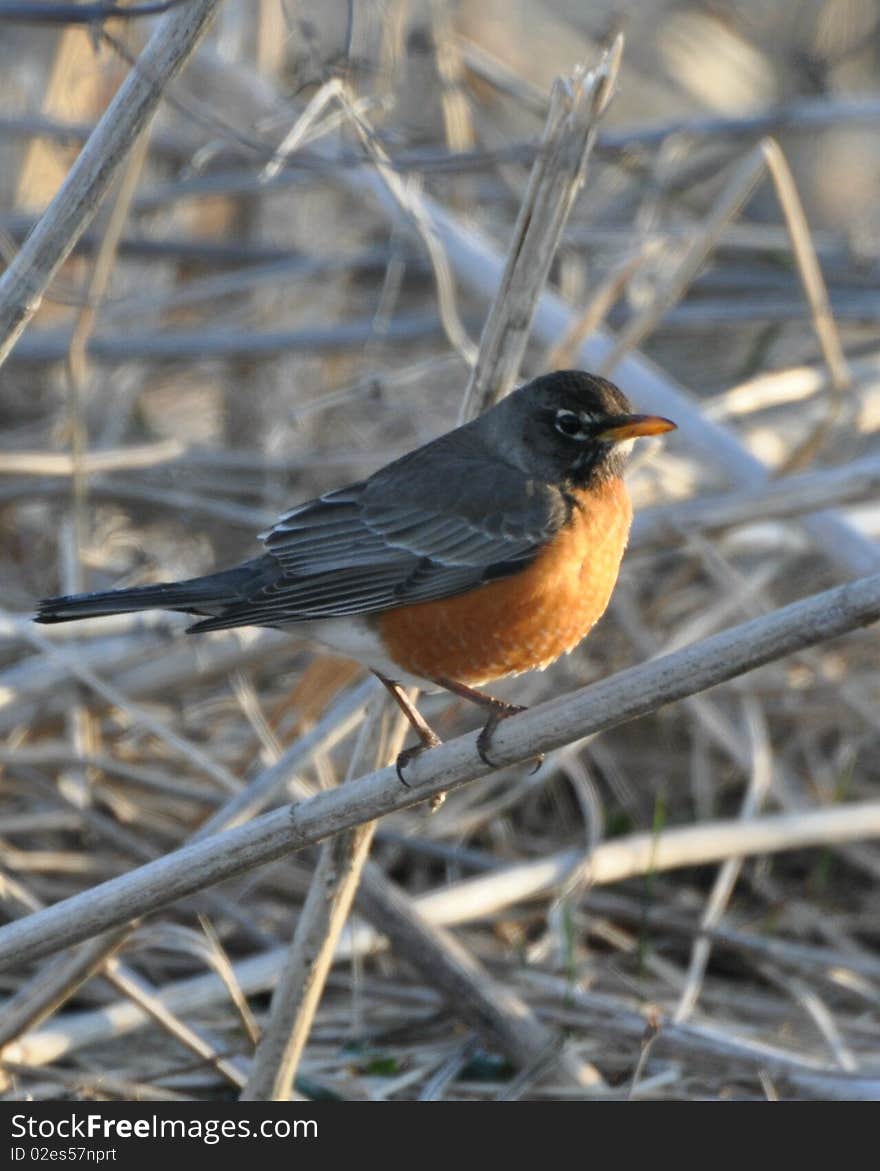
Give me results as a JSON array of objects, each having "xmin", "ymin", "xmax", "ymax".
[
  {"xmin": 372, "ymin": 673, "xmax": 444, "ymax": 801},
  {"xmin": 432, "ymin": 676, "xmax": 542, "ymax": 771}
]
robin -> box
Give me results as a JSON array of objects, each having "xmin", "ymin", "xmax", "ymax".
[{"xmin": 35, "ymin": 370, "xmax": 675, "ymax": 776}]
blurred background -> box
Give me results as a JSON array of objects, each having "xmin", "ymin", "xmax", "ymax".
[{"xmin": 1, "ymin": 0, "xmax": 880, "ymax": 1101}]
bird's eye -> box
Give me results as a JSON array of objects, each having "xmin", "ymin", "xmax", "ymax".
[{"xmin": 554, "ymin": 409, "xmax": 588, "ymax": 439}]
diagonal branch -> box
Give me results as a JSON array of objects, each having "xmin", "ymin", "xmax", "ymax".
[{"xmin": 0, "ymin": 569, "xmax": 879, "ymax": 971}]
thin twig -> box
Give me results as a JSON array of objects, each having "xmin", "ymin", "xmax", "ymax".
[
  {"xmin": 672, "ymin": 699, "xmax": 774, "ymax": 1022},
  {"xmin": 241, "ymin": 696, "xmax": 397, "ymax": 1100},
  {"xmin": 459, "ymin": 37, "xmax": 622, "ymax": 419},
  {"xmin": 0, "ymin": 0, "xmax": 221, "ymax": 368},
  {"xmin": 5, "ymin": 314, "xmax": 452, "ymax": 364},
  {"xmin": 355, "ymin": 862, "xmax": 603, "ymax": 1088},
  {"xmin": 0, "ymin": 440, "xmax": 186, "ymax": 476},
  {"xmin": 630, "ymin": 456, "xmax": 880, "ymax": 549}
]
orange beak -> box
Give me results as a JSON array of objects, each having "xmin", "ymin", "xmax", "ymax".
[{"xmin": 596, "ymin": 414, "xmax": 677, "ymax": 443}]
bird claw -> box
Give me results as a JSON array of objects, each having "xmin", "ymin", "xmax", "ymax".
[
  {"xmin": 476, "ymin": 703, "xmax": 528, "ymax": 768},
  {"xmin": 396, "ymin": 744, "xmax": 446, "ymax": 812},
  {"xmin": 395, "ymin": 736, "xmax": 441, "ymax": 787}
]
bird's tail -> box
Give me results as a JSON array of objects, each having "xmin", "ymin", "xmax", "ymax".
[{"xmin": 34, "ymin": 564, "xmax": 260, "ymax": 625}]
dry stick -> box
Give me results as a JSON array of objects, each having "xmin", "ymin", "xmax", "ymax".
[
  {"xmin": 519, "ymin": 969, "xmax": 840, "ymax": 1081},
  {"xmin": 630, "ymin": 455, "xmax": 880, "ymax": 549},
  {"xmin": 0, "ymin": 930, "xmax": 131, "ymax": 1048},
  {"xmin": 672, "ymin": 699, "xmax": 774, "ymax": 1025},
  {"xmin": 10, "ymin": 796, "xmax": 880, "ymax": 1074},
  {"xmin": 346, "ymin": 148, "xmax": 880, "ymax": 578},
  {"xmin": 195, "ymin": 914, "xmax": 260, "ymax": 1047},
  {"xmin": 667, "ymin": 537, "xmax": 880, "ymax": 878},
  {"xmin": 632, "ymin": 292, "xmax": 880, "ymax": 328},
  {"xmin": 98, "ymin": 252, "xmax": 386, "ymax": 322},
  {"xmin": 239, "ymin": 713, "xmax": 600, "ymax": 1088},
  {"xmin": 0, "ymin": 693, "xmax": 371, "ymax": 1076},
  {"xmin": 545, "ymin": 238, "xmax": 664, "ymax": 371},
  {"xmin": 654, "ymin": 914, "xmax": 880, "ymax": 988},
  {"xmin": 0, "ymin": 440, "xmax": 186, "ymax": 476},
  {"xmin": 44, "ymin": 782, "xmax": 269, "ymax": 943},
  {"xmin": 1, "ymin": 632, "xmax": 156, "ymax": 717},
  {"xmin": 358, "ymin": 51, "xmax": 616, "ymax": 1082},
  {"xmin": 0, "ymin": 915, "xmax": 245, "ymax": 1089},
  {"xmin": 456, "ymin": 36, "xmax": 549, "ymax": 119},
  {"xmin": 100, "ymin": 955, "xmax": 248, "ymax": 1089},
  {"xmin": 0, "ymin": 1060, "xmax": 186, "ymax": 1104},
  {"xmin": 458, "ymin": 42, "xmax": 880, "ymax": 143},
  {"xmin": 0, "ymin": 682, "xmax": 372, "ymax": 1061},
  {"xmin": 1, "ymin": 570, "xmax": 880, "ymax": 971},
  {"xmin": 66, "ymin": 129, "xmax": 152, "ymax": 573},
  {"xmin": 598, "ymin": 137, "xmax": 852, "ymax": 415},
  {"xmin": 7, "ymin": 313, "xmax": 449, "ymax": 363},
  {"xmin": 63, "ymin": 128, "xmax": 153, "ymax": 812},
  {"xmin": 6, "ymin": 614, "xmax": 243, "ymax": 793},
  {"xmin": 0, "ymin": 927, "xmax": 251, "ymax": 1091},
  {"xmin": 259, "ymin": 78, "xmax": 362, "ymax": 186},
  {"xmin": 597, "ymin": 144, "xmax": 769, "ymax": 376},
  {"xmin": 614, "ymin": 138, "xmax": 853, "ymax": 484},
  {"xmin": 0, "ymin": 0, "xmax": 220, "ymax": 368},
  {"xmin": 755, "ymin": 962, "xmax": 856, "ymax": 1074},
  {"xmin": 241, "ymin": 696, "xmax": 397, "ymax": 1101},
  {"xmin": 706, "ymin": 351, "xmax": 880, "ymax": 421},
  {"xmin": 193, "ymin": 678, "xmax": 374, "ymax": 836},
  {"xmin": 0, "ymin": 779, "xmax": 262, "ymax": 1080},
  {"xmin": 244, "ymin": 50, "xmax": 621, "ymax": 1092},
  {"xmin": 458, "ymin": 37, "xmax": 622, "ymax": 421},
  {"xmin": 0, "ymin": 479, "xmax": 277, "ymax": 531},
  {"xmin": 431, "ymin": 0, "xmax": 475, "ymax": 155},
  {"xmin": 766, "ymin": 181, "xmax": 850, "ymax": 382},
  {"xmin": 355, "ymin": 862, "xmax": 602, "ymax": 1088},
  {"xmin": 583, "ymin": 890, "xmax": 880, "ymax": 1015},
  {"xmin": 0, "ymin": 819, "xmax": 264, "ymax": 1049},
  {"xmin": 0, "ymin": 628, "xmax": 282, "ymax": 738},
  {"xmin": 0, "ymin": 612, "xmax": 173, "ymax": 641},
  {"xmin": 761, "ymin": 139, "xmax": 852, "ymax": 473},
  {"xmin": 6, "ymin": 89, "xmax": 879, "ymax": 158},
  {"xmin": 242, "ymin": 833, "xmax": 376, "ymax": 1097},
  {"xmin": 336, "ymin": 89, "xmax": 476, "ymax": 369}
]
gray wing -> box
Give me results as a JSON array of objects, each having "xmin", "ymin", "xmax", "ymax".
[{"xmin": 190, "ymin": 428, "xmax": 568, "ymax": 630}]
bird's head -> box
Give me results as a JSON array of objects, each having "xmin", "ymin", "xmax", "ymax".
[{"xmin": 494, "ymin": 370, "xmax": 676, "ymax": 486}]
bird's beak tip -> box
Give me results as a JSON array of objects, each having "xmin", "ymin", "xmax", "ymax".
[{"xmin": 598, "ymin": 414, "xmax": 677, "ymax": 442}]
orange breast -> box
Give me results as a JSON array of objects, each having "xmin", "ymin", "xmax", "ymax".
[{"xmin": 376, "ymin": 477, "xmax": 632, "ymax": 685}]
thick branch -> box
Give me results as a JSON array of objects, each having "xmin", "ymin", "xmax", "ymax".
[{"xmin": 0, "ymin": 570, "xmax": 879, "ymax": 971}]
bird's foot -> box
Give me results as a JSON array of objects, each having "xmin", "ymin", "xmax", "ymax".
[
  {"xmin": 476, "ymin": 702, "xmax": 537, "ymax": 768},
  {"xmin": 395, "ymin": 733, "xmax": 442, "ymax": 788},
  {"xmin": 373, "ymin": 672, "xmax": 444, "ymax": 793},
  {"xmin": 432, "ymin": 675, "xmax": 541, "ymax": 771}
]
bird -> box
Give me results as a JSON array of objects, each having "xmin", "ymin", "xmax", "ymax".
[{"xmin": 35, "ymin": 370, "xmax": 675, "ymax": 777}]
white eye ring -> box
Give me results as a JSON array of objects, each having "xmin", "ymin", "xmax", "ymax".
[{"xmin": 554, "ymin": 409, "xmax": 590, "ymax": 439}]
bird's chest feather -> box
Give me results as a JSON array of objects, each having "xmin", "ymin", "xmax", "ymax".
[{"xmin": 376, "ymin": 477, "xmax": 633, "ymax": 685}]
